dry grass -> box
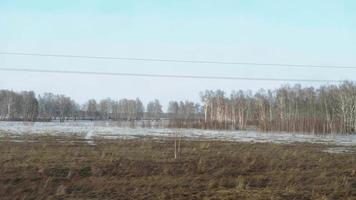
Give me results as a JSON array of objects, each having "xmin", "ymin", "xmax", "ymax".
[{"xmin": 0, "ymin": 136, "xmax": 355, "ymax": 200}]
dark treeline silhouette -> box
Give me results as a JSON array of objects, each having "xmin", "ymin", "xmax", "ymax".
[{"xmin": 1, "ymin": 82, "xmax": 356, "ymax": 134}]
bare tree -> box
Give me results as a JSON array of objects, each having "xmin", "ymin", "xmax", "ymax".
[
  {"xmin": 146, "ymin": 99, "xmax": 163, "ymax": 120},
  {"xmin": 86, "ymin": 99, "xmax": 98, "ymax": 120}
]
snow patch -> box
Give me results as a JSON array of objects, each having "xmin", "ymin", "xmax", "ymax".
[{"xmin": 0, "ymin": 121, "xmax": 355, "ymax": 146}]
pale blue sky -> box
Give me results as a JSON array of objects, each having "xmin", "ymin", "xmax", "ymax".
[{"xmin": 1, "ymin": 0, "xmax": 356, "ymax": 107}]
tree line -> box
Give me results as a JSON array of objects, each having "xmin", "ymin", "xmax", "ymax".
[
  {"xmin": 199, "ymin": 82, "xmax": 356, "ymax": 134},
  {"xmin": 1, "ymin": 82, "xmax": 356, "ymax": 134},
  {"xmin": 0, "ymin": 91, "xmax": 161, "ymax": 122}
]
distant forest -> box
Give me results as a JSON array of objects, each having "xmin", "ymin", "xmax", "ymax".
[{"xmin": 1, "ymin": 82, "xmax": 356, "ymax": 134}]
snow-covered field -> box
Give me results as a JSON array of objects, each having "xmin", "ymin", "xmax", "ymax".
[{"xmin": 0, "ymin": 121, "xmax": 355, "ymax": 146}]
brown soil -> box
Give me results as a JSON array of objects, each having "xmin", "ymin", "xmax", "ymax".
[{"xmin": 0, "ymin": 136, "xmax": 355, "ymax": 200}]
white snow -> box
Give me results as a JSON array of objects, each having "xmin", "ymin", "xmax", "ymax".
[{"xmin": 0, "ymin": 121, "xmax": 355, "ymax": 146}]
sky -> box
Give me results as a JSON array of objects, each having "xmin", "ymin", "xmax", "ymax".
[{"xmin": 1, "ymin": 0, "xmax": 356, "ymax": 109}]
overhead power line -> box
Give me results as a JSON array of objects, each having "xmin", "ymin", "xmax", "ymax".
[
  {"xmin": 0, "ymin": 67, "xmax": 346, "ymax": 83},
  {"xmin": 0, "ymin": 52, "xmax": 355, "ymax": 69}
]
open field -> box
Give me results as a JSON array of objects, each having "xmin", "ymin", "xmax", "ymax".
[
  {"xmin": 0, "ymin": 136, "xmax": 355, "ymax": 200},
  {"xmin": 0, "ymin": 121, "xmax": 355, "ymax": 146}
]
